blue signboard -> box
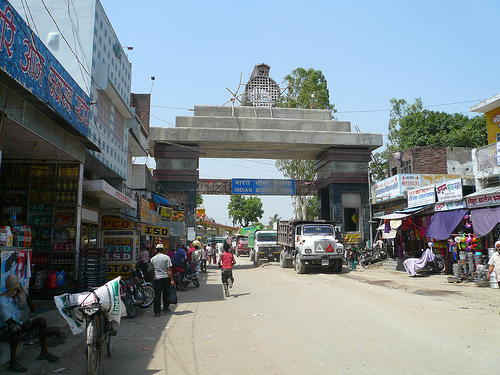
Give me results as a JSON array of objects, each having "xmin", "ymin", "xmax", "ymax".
[
  {"xmin": 0, "ymin": 0, "xmax": 89, "ymax": 137},
  {"xmin": 232, "ymin": 179, "xmax": 296, "ymax": 195}
]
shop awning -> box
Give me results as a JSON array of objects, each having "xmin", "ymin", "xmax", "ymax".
[
  {"xmin": 377, "ymin": 220, "xmax": 402, "ymax": 231},
  {"xmin": 376, "ymin": 213, "xmax": 410, "ymax": 220},
  {"xmin": 382, "ymin": 229, "xmax": 398, "ymax": 239},
  {"xmin": 83, "ymin": 180, "xmax": 137, "ymax": 209},
  {"xmin": 464, "ymin": 185, "xmax": 500, "ymax": 199},
  {"xmin": 152, "ymin": 193, "xmax": 178, "ymax": 206},
  {"xmin": 426, "ymin": 209, "xmax": 468, "ymax": 240},
  {"xmin": 470, "ymin": 206, "xmax": 500, "ymax": 237}
]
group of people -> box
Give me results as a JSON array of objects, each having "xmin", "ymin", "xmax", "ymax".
[{"xmin": 140, "ymin": 237, "xmax": 237, "ymax": 316}]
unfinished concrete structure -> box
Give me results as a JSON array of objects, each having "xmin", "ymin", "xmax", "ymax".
[{"xmin": 149, "ymin": 64, "xmax": 383, "ymax": 243}]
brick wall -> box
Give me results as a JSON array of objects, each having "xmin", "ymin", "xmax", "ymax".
[{"xmin": 130, "ymin": 93, "xmax": 150, "ymax": 134}]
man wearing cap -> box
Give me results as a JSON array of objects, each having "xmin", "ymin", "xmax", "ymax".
[
  {"xmin": 487, "ymin": 240, "xmax": 500, "ymax": 289},
  {"xmin": 0, "ymin": 275, "xmax": 58, "ymax": 373},
  {"xmin": 150, "ymin": 244, "xmax": 175, "ymax": 317}
]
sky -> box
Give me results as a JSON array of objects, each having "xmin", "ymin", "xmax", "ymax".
[{"xmin": 100, "ymin": 0, "xmax": 500, "ymax": 226}]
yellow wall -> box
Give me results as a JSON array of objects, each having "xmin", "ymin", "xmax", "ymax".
[{"xmin": 486, "ymin": 107, "xmax": 500, "ymax": 144}]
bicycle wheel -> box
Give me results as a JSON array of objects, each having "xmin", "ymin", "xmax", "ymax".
[
  {"xmin": 87, "ymin": 314, "xmax": 102, "ymax": 375},
  {"xmin": 140, "ymin": 284, "xmax": 155, "ymax": 308},
  {"xmin": 106, "ymin": 320, "xmax": 112, "ymax": 357}
]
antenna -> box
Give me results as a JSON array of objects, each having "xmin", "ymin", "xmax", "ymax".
[{"xmin": 222, "ymin": 72, "xmax": 245, "ymax": 117}]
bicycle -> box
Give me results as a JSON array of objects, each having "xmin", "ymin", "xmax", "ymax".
[{"xmin": 74, "ymin": 293, "xmax": 116, "ymax": 375}]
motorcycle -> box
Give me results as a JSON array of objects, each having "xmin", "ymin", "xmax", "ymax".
[
  {"xmin": 129, "ymin": 267, "xmax": 155, "ymax": 307},
  {"xmin": 359, "ymin": 247, "xmax": 388, "ymax": 268},
  {"xmin": 120, "ymin": 268, "xmax": 155, "ymax": 318},
  {"xmin": 120, "ymin": 278, "xmax": 136, "ymax": 318},
  {"xmin": 172, "ymin": 265, "xmax": 200, "ymax": 291}
]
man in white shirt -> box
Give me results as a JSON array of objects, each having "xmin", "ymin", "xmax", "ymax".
[
  {"xmin": 487, "ymin": 240, "xmax": 500, "ymax": 289},
  {"xmin": 150, "ymin": 244, "xmax": 175, "ymax": 316}
]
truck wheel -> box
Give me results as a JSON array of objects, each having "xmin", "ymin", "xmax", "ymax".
[
  {"xmin": 280, "ymin": 251, "xmax": 286, "ymax": 268},
  {"xmin": 332, "ymin": 259, "xmax": 343, "ymax": 273},
  {"xmin": 295, "ymin": 255, "xmax": 305, "ymax": 274},
  {"xmin": 236, "ymin": 250, "xmax": 240, "ymax": 257}
]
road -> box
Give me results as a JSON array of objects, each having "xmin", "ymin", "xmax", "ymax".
[{"xmin": 20, "ymin": 257, "xmax": 500, "ymax": 374}]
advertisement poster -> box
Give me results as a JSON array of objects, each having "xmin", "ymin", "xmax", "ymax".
[
  {"xmin": 435, "ymin": 178, "xmax": 463, "ymax": 202},
  {"xmin": 1, "ymin": 250, "xmax": 30, "ymax": 292},
  {"xmin": 407, "ymin": 186, "xmax": 436, "ymax": 208}
]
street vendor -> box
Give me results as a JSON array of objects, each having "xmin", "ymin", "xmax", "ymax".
[{"xmin": 487, "ymin": 240, "xmax": 500, "ymax": 288}]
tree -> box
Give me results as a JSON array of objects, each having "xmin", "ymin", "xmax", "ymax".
[
  {"xmin": 369, "ymin": 97, "xmax": 487, "ymax": 182},
  {"xmin": 276, "ymin": 67, "xmax": 335, "ymax": 219},
  {"xmin": 227, "ymin": 195, "xmax": 264, "ymax": 227},
  {"xmin": 268, "ymin": 213, "xmax": 281, "ymax": 228},
  {"xmin": 196, "ymin": 195, "xmax": 203, "ymax": 205},
  {"xmin": 279, "ymin": 67, "xmax": 335, "ymax": 112},
  {"xmin": 305, "ymin": 196, "xmax": 318, "ymax": 220}
]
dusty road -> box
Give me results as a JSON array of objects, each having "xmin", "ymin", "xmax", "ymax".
[{"xmin": 18, "ymin": 257, "xmax": 500, "ymax": 374}]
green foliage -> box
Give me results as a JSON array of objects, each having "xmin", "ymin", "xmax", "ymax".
[
  {"xmin": 370, "ymin": 97, "xmax": 487, "ymax": 183},
  {"xmin": 227, "ymin": 195, "xmax": 264, "ymax": 227},
  {"xmin": 279, "ymin": 67, "xmax": 335, "ymax": 112},
  {"xmin": 196, "ymin": 195, "xmax": 203, "ymax": 205},
  {"xmin": 305, "ymin": 196, "xmax": 318, "ymax": 220},
  {"xmin": 268, "ymin": 213, "xmax": 281, "ymax": 227}
]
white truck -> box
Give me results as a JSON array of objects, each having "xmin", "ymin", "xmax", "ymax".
[
  {"xmin": 249, "ymin": 230, "xmax": 281, "ymax": 262},
  {"xmin": 277, "ymin": 220, "xmax": 344, "ymax": 274}
]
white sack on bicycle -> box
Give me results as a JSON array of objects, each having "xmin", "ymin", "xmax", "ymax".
[{"xmin": 54, "ymin": 277, "xmax": 122, "ymax": 335}]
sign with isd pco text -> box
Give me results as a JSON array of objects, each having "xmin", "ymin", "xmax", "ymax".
[{"xmin": 231, "ymin": 179, "xmax": 295, "ymax": 195}]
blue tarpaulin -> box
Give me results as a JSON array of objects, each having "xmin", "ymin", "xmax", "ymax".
[{"xmin": 153, "ymin": 193, "xmax": 178, "ymax": 206}]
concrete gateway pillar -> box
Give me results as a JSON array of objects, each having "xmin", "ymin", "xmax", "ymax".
[
  {"xmin": 153, "ymin": 143, "xmax": 199, "ymax": 232},
  {"xmin": 315, "ymin": 147, "xmax": 372, "ymax": 244}
]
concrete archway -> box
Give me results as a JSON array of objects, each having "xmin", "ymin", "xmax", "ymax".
[{"xmin": 150, "ymin": 104, "xmax": 382, "ymax": 243}]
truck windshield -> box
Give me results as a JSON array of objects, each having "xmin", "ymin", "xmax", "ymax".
[
  {"xmin": 303, "ymin": 225, "xmax": 333, "ymax": 235},
  {"xmin": 256, "ymin": 232, "xmax": 277, "ymax": 241}
]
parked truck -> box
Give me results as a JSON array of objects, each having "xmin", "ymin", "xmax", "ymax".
[
  {"xmin": 249, "ymin": 229, "xmax": 281, "ymax": 262},
  {"xmin": 277, "ymin": 220, "xmax": 344, "ymax": 274}
]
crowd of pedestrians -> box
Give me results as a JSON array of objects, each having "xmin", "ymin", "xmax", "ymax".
[{"xmin": 139, "ymin": 236, "xmax": 236, "ymax": 317}]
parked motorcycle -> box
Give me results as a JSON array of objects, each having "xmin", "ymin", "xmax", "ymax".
[
  {"xmin": 359, "ymin": 247, "xmax": 388, "ymax": 268},
  {"xmin": 120, "ymin": 278, "xmax": 136, "ymax": 318},
  {"xmin": 416, "ymin": 257, "xmax": 445, "ymax": 275},
  {"xmin": 120, "ymin": 268, "xmax": 155, "ymax": 318},
  {"xmin": 172, "ymin": 265, "xmax": 200, "ymax": 291},
  {"xmin": 128, "ymin": 267, "xmax": 155, "ymax": 307}
]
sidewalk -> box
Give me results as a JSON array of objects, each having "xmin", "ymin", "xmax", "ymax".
[
  {"xmin": 0, "ymin": 300, "xmax": 84, "ymax": 374},
  {"xmin": 342, "ymin": 258, "xmax": 500, "ymax": 308}
]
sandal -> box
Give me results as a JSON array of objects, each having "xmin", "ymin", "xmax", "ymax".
[
  {"xmin": 154, "ymin": 313, "xmax": 161, "ymax": 317},
  {"xmin": 37, "ymin": 352, "xmax": 59, "ymax": 362},
  {"xmin": 7, "ymin": 364, "xmax": 28, "ymax": 373}
]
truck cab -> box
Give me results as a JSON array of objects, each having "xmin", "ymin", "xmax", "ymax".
[
  {"xmin": 278, "ymin": 220, "xmax": 344, "ymax": 274},
  {"xmin": 235, "ymin": 235, "xmax": 250, "ymax": 257},
  {"xmin": 249, "ymin": 230, "xmax": 281, "ymax": 262}
]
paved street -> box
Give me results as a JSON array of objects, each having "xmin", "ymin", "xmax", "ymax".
[{"xmin": 9, "ymin": 257, "xmax": 500, "ymax": 375}]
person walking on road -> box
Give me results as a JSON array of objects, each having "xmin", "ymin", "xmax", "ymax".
[
  {"xmin": 201, "ymin": 244, "xmax": 208, "ymax": 272},
  {"xmin": 150, "ymin": 244, "xmax": 175, "ymax": 317},
  {"xmin": 218, "ymin": 241, "xmax": 236, "ymax": 297},
  {"xmin": 487, "ymin": 240, "xmax": 500, "ymax": 289}
]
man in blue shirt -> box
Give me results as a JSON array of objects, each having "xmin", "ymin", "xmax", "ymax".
[
  {"xmin": 172, "ymin": 243, "xmax": 187, "ymax": 268},
  {"xmin": 0, "ymin": 275, "xmax": 59, "ymax": 372}
]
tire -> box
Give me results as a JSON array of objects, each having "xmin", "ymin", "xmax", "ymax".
[
  {"xmin": 295, "ymin": 254, "xmax": 305, "ymax": 274},
  {"xmin": 87, "ymin": 317, "xmax": 101, "ymax": 375},
  {"xmin": 280, "ymin": 251, "xmax": 286, "ymax": 268},
  {"xmin": 178, "ymin": 278, "xmax": 188, "ymax": 291},
  {"xmin": 140, "ymin": 284, "xmax": 155, "ymax": 308},
  {"xmin": 124, "ymin": 290, "xmax": 136, "ymax": 318},
  {"xmin": 106, "ymin": 325, "xmax": 112, "ymax": 358},
  {"xmin": 331, "ymin": 259, "xmax": 343, "ymax": 273},
  {"xmin": 236, "ymin": 250, "xmax": 240, "ymax": 257}
]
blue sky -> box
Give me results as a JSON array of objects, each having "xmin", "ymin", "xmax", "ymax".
[{"xmin": 101, "ymin": 0, "xmax": 500, "ymax": 225}]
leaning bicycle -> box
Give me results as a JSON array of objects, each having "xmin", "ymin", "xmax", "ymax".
[
  {"xmin": 77, "ymin": 295, "xmax": 116, "ymax": 375},
  {"xmin": 54, "ymin": 277, "xmax": 122, "ymax": 375}
]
